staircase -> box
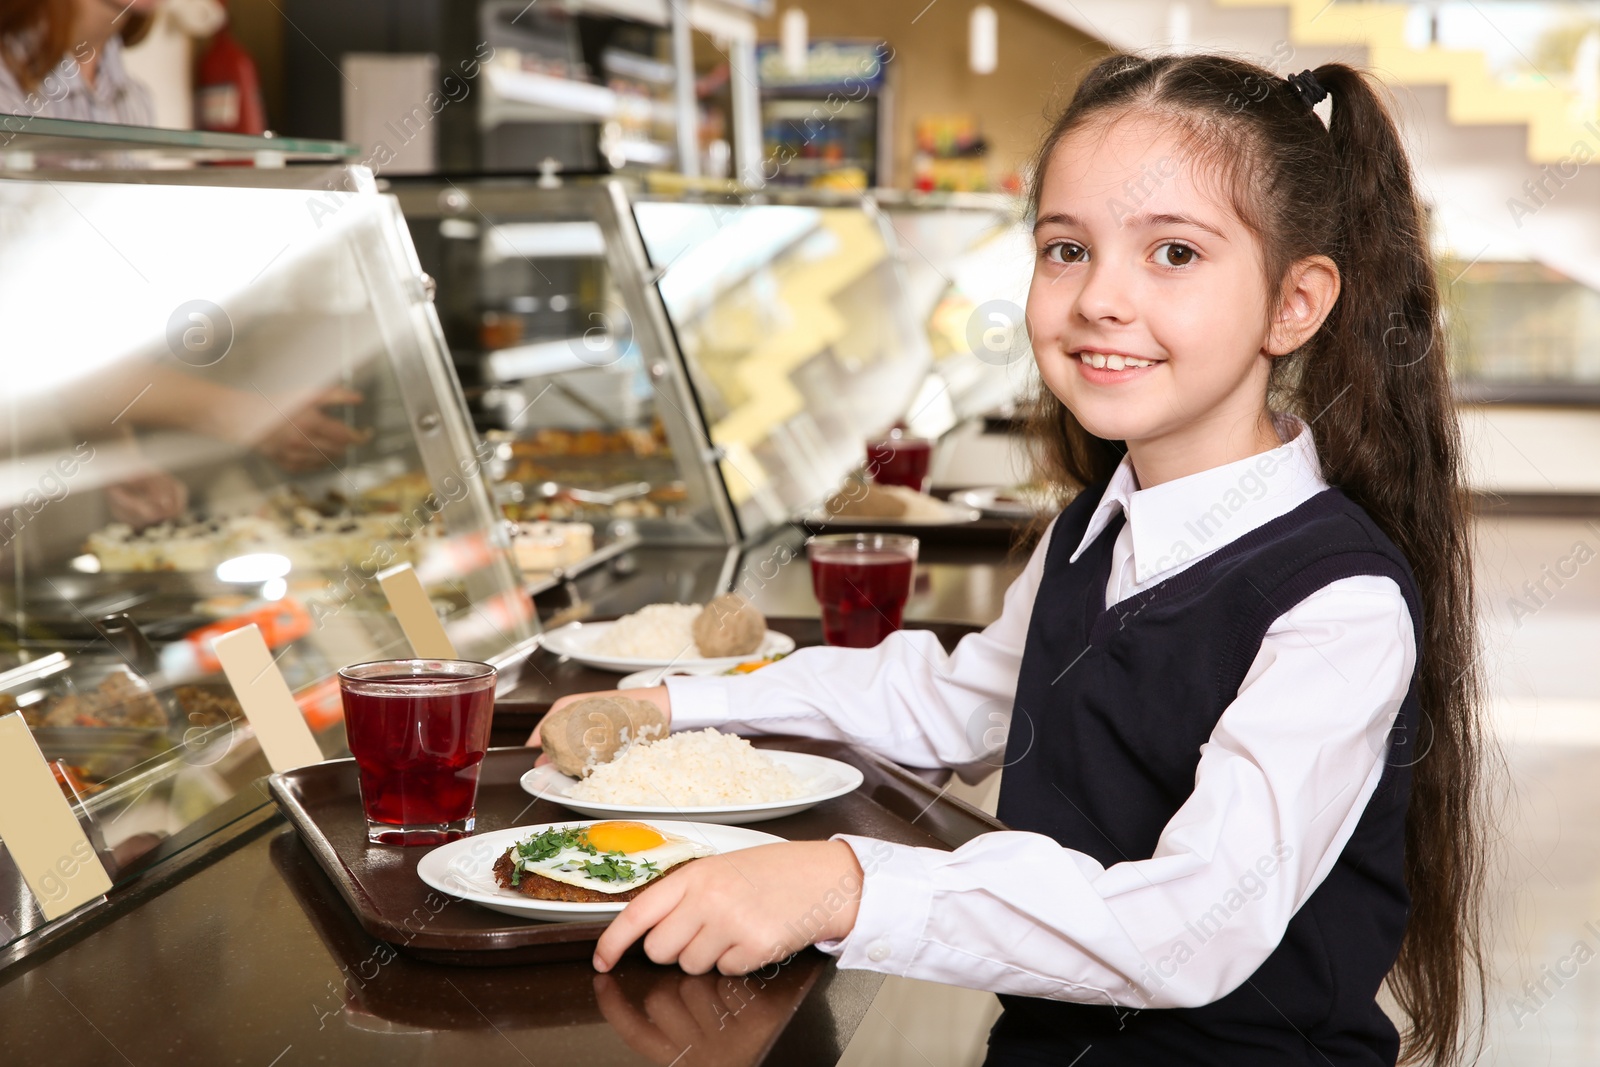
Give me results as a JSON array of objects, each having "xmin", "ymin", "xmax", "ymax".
[{"xmin": 1021, "ymin": 0, "xmax": 1600, "ymax": 294}]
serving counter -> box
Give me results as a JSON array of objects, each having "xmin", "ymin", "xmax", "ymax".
[{"xmin": 0, "ymin": 613, "xmax": 1018, "ymax": 1066}]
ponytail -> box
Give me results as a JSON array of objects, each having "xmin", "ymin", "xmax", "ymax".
[
  {"xmin": 1024, "ymin": 54, "xmax": 1491, "ymax": 1065},
  {"xmin": 1299, "ymin": 64, "xmax": 1490, "ymax": 1067}
]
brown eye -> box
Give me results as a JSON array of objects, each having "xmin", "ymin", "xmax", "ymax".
[
  {"xmin": 1045, "ymin": 241, "xmax": 1087, "ymax": 264},
  {"xmin": 1158, "ymin": 243, "xmax": 1195, "ymax": 267}
]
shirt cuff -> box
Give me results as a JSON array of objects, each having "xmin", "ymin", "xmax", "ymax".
[
  {"xmin": 813, "ymin": 834, "xmax": 935, "ymax": 975},
  {"xmin": 662, "ymin": 674, "xmax": 732, "ymax": 730}
]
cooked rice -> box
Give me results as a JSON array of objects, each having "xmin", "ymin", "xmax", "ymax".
[
  {"xmin": 587, "ymin": 603, "xmax": 704, "ymax": 659},
  {"xmin": 567, "ymin": 728, "xmax": 810, "ymax": 807}
]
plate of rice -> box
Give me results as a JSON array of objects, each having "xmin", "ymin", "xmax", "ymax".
[
  {"xmin": 520, "ymin": 728, "xmax": 864, "ymax": 823},
  {"xmin": 537, "ymin": 604, "xmax": 796, "ymax": 672}
]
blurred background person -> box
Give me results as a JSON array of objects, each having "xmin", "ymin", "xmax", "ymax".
[{"xmin": 0, "ymin": 0, "xmax": 159, "ymax": 123}]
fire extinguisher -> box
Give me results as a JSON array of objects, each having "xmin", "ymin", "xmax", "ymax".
[{"xmin": 194, "ymin": 6, "xmax": 266, "ymax": 135}]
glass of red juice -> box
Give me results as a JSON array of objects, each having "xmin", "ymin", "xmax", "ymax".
[
  {"xmin": 338, "ymin": 659, "xmax": 497, "ymax": 846},
  {"xmin": 865, "ymin": 434, "xmax": 933, "ymax": 492},
  {"xmin": 807, "ymin": 533, "xmax": 920, "ymax": 647}
]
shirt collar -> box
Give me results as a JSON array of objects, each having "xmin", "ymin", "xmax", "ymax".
[
  {"xmin": 1069, "ymin": 413, "xmax": 1330, "ymax": 585},
  {"xmin": 60, "ymin": 35, "xmax": 132, "ymax": 103}
]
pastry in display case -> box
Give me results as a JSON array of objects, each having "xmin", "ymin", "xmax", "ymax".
[{"xmin": 0, "ymin": 126, "xmax": 536, "ymax": 942}]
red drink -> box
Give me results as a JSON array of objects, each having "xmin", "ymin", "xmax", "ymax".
[
  {"xmin": 866, "ymin": 436, "xmax": 933, "ymax": 492},
  {"xmin": 338, "ymin": 660, "xmax": 496, "ymax": 845},
  {"xmin": 807, "ymin": 534, "xmax": 919, "ymax": 647}
]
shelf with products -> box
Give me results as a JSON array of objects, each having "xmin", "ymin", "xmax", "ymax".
[
  {"xmin": 756, "ymin": 40, "xmax": 892, "ymax": 190},
  {"xmin": 475, "ymin": 0, "xmax": 692, "ymax": 177},
  {"xmin": 0, "ymin": 146, "xmax": 538, "ymax": 944}
]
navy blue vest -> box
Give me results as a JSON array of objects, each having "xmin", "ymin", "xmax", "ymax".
[{"xmin": 988, "ymin": 485, "xmax": 1422, "ymax": 1067}]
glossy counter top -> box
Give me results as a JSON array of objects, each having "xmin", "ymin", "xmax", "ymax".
[
  {"xmin": 0, "ymin": 523, "xmax": 1025, "ymax": 1064},
  {"xmin": 0, "ymin": 801, "xmax": 881, "ymax": 1065}
]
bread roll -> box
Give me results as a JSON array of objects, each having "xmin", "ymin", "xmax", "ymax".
[
  {"xmin": 692, "ymin": 593, "xmax": 766, "ymax": 658},
  {"xmin": 540, "ymin": 695, "xmax": 667, "ymax": 777}
]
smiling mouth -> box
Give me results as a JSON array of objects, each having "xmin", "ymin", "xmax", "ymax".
[{"xmin": 1074, "ymin": 351, "xmax": 1161, "ymax": 370}]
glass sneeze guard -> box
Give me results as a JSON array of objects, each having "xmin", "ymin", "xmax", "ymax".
[
  {"xmin": 631, "ymin": 192, "xmax": 936, "ymax": 537},
  {"xmin": 0, "ymin": 162, "xmax": 532, "ymax": 948}
]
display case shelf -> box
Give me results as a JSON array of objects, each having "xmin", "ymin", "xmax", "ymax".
[{"xmin": 0, "ymin": 116, "xmax": 357, "ymax": 166}]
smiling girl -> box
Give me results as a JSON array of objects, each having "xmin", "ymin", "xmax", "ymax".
[{"xmin": 543, "ymin": 53, "xmax": 1489, "ymax": 1066}]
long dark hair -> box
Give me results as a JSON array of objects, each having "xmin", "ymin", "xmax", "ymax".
[
  {"xmin": 1022, "ymin": 53, "xmax": 1488, "ymax": 1065},
  {"xmin": 1, "ymin": 0, "xmax": 152, "ymax": 93}
]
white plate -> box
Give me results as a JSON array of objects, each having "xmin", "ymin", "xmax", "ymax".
[
  {"xmin": 800, "ymin": 498, "xmax": 981, "ymax": 527},
  {"xmin": 618, "ymin": 664, "xmax": 732, "ymax": 689},
  {"xmin": 538, "ymin": 620, "xmax": 795, "ymax": 673},
  {"xmin": 416, "ymin": 819, "xmax": 786, "ymax": 922},
  {"xmin": 949, "ymin": 486, "xmax": 1048, "ymax": 520},
  {"xmin": 520, "ymin": 750, "xmax": 865, "ymax": 824}
]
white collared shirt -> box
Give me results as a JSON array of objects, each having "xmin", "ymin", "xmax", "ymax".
[{"xmin": 666, "ymin": 416, "xmax": 1415, "ymax": 1008}]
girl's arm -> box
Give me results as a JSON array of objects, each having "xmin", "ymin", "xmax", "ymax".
[
  {"xmin": 811, "ymin": 574, "xmax": 1414, "ymax": 1009},
  {"xmin": 661, "ymin": 517, "xmax": 1060, "ymax": 769}
]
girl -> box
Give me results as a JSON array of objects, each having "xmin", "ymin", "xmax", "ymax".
[{"xmin": 538, "ymin": 53, "xmax": 1488, "ymax": 1066}]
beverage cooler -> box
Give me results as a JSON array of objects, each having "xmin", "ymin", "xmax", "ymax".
[{"xmin": 753, "ymin": 39, "xmax": 893, "ymax": 191}]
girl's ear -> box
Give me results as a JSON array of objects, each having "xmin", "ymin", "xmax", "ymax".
[{"xmin": 1265, "ymin": 255, "xmax": 1340, "ymax": 357}]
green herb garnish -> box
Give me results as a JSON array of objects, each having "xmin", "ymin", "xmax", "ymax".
[{"xmin": 505, "ymin": 827, "xmax": 663, "ymax": 887}]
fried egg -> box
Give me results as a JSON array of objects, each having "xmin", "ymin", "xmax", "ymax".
[{"xmin": 506, "ymin": 821, "xmax": 712, "ymax": 895}]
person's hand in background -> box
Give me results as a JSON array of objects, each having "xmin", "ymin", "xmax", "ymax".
[
  {"xmin": 255, "ymin": 387, "xmax": 372, "ymax": 472},
  {"xmin": 106, "ymin": 469, "xmax": 188, "ymax": 528}
]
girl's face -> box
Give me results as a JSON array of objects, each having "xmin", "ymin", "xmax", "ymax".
[{"xmin": 1028, "ymin": 115, "xmax": 1291, "ymax": 480}]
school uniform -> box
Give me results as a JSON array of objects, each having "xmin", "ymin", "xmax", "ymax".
[{"xmin": 666, "ymin": 414, "xmax": 1421, "ymax": 1066}]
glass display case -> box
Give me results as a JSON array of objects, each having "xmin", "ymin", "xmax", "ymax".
[
  {"xmin": 392, "ymin": 178, "xmax": 740, "ymax": 561},
  {"xmin": 631, "ymin": 188, "xmax": 935, "ymax": 535},
  {"xmin": 397, "ymin": 178, "xmax": 939, "ymax": 543},
  {"xmin": 0, "ymin": 121, "xmax": 535, "ymax": 945},
  {"xmin": 1445, "ymin": 258, "xmax": 1600, "ymax": 399},
  {"xmin": 876, "ymin": 190, "xmax": 1032, "ymax": 424}
]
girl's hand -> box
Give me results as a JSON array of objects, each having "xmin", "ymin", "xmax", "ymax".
[
  {"xmin": 525, "ymin": 685, "xmax": 672, "ymax": 752},
  {"xmin": 593, "ymin": 840, "xmax": 864, "ymax": 975}
]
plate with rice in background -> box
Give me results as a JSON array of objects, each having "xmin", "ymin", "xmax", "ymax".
[
  {"xmin": 536, "ymin": 598, "xmax": 795, "ymax": 673},
  {"xmin": 521, "ymin": 728, "xmax": 864, "ymax": 824}
]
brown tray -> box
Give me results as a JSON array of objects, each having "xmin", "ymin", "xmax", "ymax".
[{"xmin": 267, "ymin": 739, "xmax": 1004, "ymax": 966}]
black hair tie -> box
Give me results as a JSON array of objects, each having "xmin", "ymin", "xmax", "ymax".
[{"xmin": 1285, "ymin": 69, "xmax": 1329, "ymax": 109}]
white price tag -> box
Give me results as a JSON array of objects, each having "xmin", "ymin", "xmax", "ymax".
[
  {"xmin": 0, "ymin": 713, "xmax": 113, "ymax": 920},
  {"xmin": 378, "ymin": 563, "xmax": 458, "ymax": 660},
  {"xmin": 212, "ymin": 625, "xmax": 323, "ymax": 772}
]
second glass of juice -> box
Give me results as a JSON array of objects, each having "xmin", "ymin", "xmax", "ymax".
[
  {"xmin": 338, "ymin": 659, "xmax": 497, "ymax": 845},
  {"xmin": 865, "ymin": 434, "xmax": 933, "ymax": 492},
  {"xmin": 807, "ymin": 533, "xmax": 920, "ymax": 647}
]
